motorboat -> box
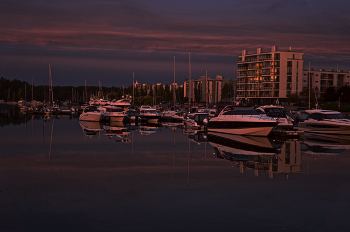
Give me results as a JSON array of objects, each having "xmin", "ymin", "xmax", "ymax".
[
  {"xmin": 109, "ymin": 98, "xmax": 131, "ymax": 111},
  {"xmin": 183, "ymin": 112, "xmax": 209, "ymax": 130},
  {"xmin": 160, "ymin": 110, "xmax": 185, "ymax": 122},
  {"xmin": 207, "ymin": 105, "xmax": 277, "ymax": 136},
  {"xmin": 79, "ymin": 106, "xmax": 102, "ymax": 122},
  {"xmin": 197, "ymin": 108, "xmax": 218, "ymax": 118},
  {"xmin": 298, "ymin": 109, "xmax": 350, "ymax": 134},
  {"xmin": 138, "ymin": 105, "xmax": 160, "ymax": 124},
  {"xmin": 100, "ymin": 106, "xmax": 128, "ymax": 123},
  {"xmin": 255, "ymin": 105, "xmax": 294, "ymax": 129}
]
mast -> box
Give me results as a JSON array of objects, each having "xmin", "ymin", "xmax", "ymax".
[
  {"xmin": 188, "ymin": 51, "xmax": 191, "ymax": 105},
  {"xmin": 205, "ymin": 69, "xmax": 208, "ymax": 108},
  {"xmin": 308, "ymin": 61, "xmax": 310, "ymax": 110},
  {"xmin": 49, "ymin": 62, "xmax": 52, "ymax": 107},
  {"xmin": 32, "ymin": 77, "xmax": 34, "ymax": 102},
  {"xmin": 132, "ymin": 72, "xmax": 135, "ymax": 106},
  {"xmin": 85, "ymin": 79, "xmax": 87, "ymax": 103},
  {"xmin": 173, "ymin": 55, "xmax": 176, "ymax": 110}
]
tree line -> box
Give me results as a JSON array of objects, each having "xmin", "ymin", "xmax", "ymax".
[{"xmin": 0, "ymin": 77, "xmax": 187, "ymax": 105}]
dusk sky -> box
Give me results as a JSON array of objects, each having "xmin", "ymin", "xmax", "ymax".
[{"xmin": 1, "ymin": 0, "xmax": 350, "ymax": 87}]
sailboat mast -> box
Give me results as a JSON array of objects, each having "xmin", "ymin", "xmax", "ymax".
[
  {"xmin": 132, "ymin": 72, "xmax": 135, "ymax": 106},
  {"xmin": 188, "ymin": 51, "xmax": 192, "ymax": 106},
  {"xmin": 32, "ymin": 77, "xmax": 33, "ymax": 102},
  {"xmin": 308, "ymin": 61, "xmax": 310, "ymax": 110},
  {"xmin": 173, "ymin": 55, "xmax": 176, "ymax": 110},
  {"xmin": 49, "ymin": 62, "xmax": 53, "ymax": 106},
  {"xmin": 205, "ymin": 69, "xmax": 208, "ymax": 108},
  {"xmin": 85, "ymin": 79, "xmax": 87, "ymax": 103}
]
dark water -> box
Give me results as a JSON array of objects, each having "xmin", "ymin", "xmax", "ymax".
[{"xmin": 1, "ymin": 115, "xmax": 350, "ymax": 232}]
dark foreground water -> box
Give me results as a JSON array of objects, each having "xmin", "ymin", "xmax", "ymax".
[{"xmin": 1, "ymin": 115, "xmax": 350, "ymax": 232}]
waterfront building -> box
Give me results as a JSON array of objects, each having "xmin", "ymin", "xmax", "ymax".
[
  {"xmin": 184, "ymin": 75, "xmax": 235, "ymax": 104},
  {"xmin": 302, "ymin": 69, "xmax": 350, "ymax": 96},
  {"xmin": 237, "ymin": 46, "xmax": 304, "ymax": 105}
]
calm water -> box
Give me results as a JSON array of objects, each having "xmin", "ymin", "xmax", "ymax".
[{"xmin": 1, "ymin": 113, "xmax": 350, "ymax": 232}]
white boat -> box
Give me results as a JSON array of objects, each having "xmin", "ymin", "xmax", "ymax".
[
  {"xmin": 197, "ymin": 108, "xmax": 218, "ymax": 118},
  {"xmin": 109, "ymin": 98, "xmax": 131, "ymax": 111},
  {"xmin": 138, "ymin": 105, "xmax": 160, "ymax": 124},
  {"xmin": 255, "ymin": 105, "xmax": 294, "ymax": 129},
  {"xmin": 298, "ymin": 109, "xmax": 350, "ymax": 134},
  {"xmin": 79, "ymin": 106, "xmax": 102, "ymax": 122},
  {"xmin": 89, "ymin": 97, "xmax": 109, "ymax": 106},
  {"xmin": 100, "ymin": 106, "xmax": 128, "ymax": 122},
  {"xmin": 207, "ymin": 105, "xmax": 277, "ymax": 136},
  {"xmin": 161, "ymin": 110, "xmax": 185, "ymax": 122},
  {"xmin": 183, "ymin": 112, "xmax": 209, "ymax": 130}
]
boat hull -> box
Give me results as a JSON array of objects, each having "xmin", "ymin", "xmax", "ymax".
[
  {"xmin": 207, "ymin": 119, "xmax": 276, "ymax": 136},
  {"xmin": 298, "ymin": 121, "xmax": 350, "ymax": 135},
  {"xmin": 79, "ymin": 112, "xmax": 102, "ymax": 122}
]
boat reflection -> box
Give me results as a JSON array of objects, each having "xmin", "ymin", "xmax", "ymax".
[
  {"xmin": 301, "ymin": 133, "xmax": 350, "ymax": 156},
  {"xmin": 139, "ymin": 123, "xmax": 159, "ymax": 136},
  {"xmin": 103, "ymin": 121, "xmax": 131, "ymax": 143},
  {"xmin": 208, "ymin": 132, "xmax": 302, "ymax": 178},
  {"xmin": 79, "ymin": 120, "xmax": 103, "ymax": 138}
]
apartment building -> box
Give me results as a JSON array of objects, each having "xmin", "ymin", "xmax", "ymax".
[
  {"xmin": 184, "ymin": 75, "xmax": 235, "ymax": 104},
  {"xmin": 302, "ymin": 69, "xmax": 350, "ymax": 95},
  {"xmin": 237, "ymin": 46, "xmax": 304, "ymax": 104}
]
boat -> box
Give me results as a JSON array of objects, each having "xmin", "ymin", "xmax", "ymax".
[
  {"xmin": 100, "ymin": 106, "xmax": 128, "ymax": 123},
  {"xmin": 197, "ymin": 108, "xmax": 218, "ymax": 118},
  {"xmin": 183, "ymin": 112, "xmax": 209, "ymax": 130},
  {"xmin": 109, "ymin": 98, "xmax": 131, "ymax": 111},
  {"xmin": 298, "ymin": 109, "xmax": 350, "ymax": 134},
  {"xmin": 138, "ymin": 105, "xmax": 160, "ymax": 124},
  {"xmin": 255, "ymin": 105, "xmax": 294, "ymax": 130},
  {"xmin": 79, "ymin": 106, "xmax": 102, "ymax": 122},
  {"xmin": 160, "ymin": 110, "xmax": 185, "ymax": 122},
  {"xmin": 207, "ymin": 105, "xmax": 277, "ymax": 136}
]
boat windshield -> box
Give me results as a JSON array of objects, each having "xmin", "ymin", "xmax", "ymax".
[
  {"xmin": 142, "ymin": 110, "xmax": 157, "ymax": 114},
  {"xmin": 325, "ymin": 114, "xmax": 345, "ymax": 119},
  {"xmin": 264, "ymin": 108, "xmax": 285, "ymax": 117},
  {"xmin": 222, "ymin": 107, "xmax": 259, "ymax": 116}
]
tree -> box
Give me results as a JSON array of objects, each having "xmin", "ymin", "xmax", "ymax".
[
  {"xmin": 322, "ymin": 87, "xmax": 337, "ymax": 103},
  {"xmin": 221, "ymin": 80, "xmax": 234, "ymax": 102}
]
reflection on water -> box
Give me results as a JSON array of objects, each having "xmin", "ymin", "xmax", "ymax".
[
  {"xmin": 208, "ymin": 132, "xmax": 301, "ymax": 179},
  {"xmin": 2, "ymin": 114, "xmax": 350, "ymax": 231}
]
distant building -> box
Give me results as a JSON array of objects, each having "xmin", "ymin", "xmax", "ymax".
[
  {"xmin": 237, "ymin": 46, "xmax": 304, "ymax": 104},
  {"xmin": 184, "ymin": 75, "xmax": 235, "ymax": 104},
  {"xmin": 302, "ymin": 69, "xmax": 350, "ymax": 96}
]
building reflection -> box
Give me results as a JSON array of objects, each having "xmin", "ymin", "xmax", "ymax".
[{"xmin": 208, "ymin": 132, "xmax": 302, "ymax": 179}]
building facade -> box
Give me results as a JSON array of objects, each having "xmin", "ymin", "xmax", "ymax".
[
  {"xmin": 184, "ymin": 75, "xmax": 235, "ymax": 105},
  {"xmin": 237, "ymin": 46, "xmax": 304, "ymax": 104},
  {"xmin": 302, "ymin": 69, "xmax": 350, "ymax": 95}
]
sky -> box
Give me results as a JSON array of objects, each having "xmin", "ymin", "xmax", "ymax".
[{"xmin": 1, "ymin": 0, "xmax": 350, "ymax": 87}]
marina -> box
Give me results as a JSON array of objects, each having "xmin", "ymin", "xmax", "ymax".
[{"xmin": 1, "ymin": 105, "xmax": 350, "ymax": 231}]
